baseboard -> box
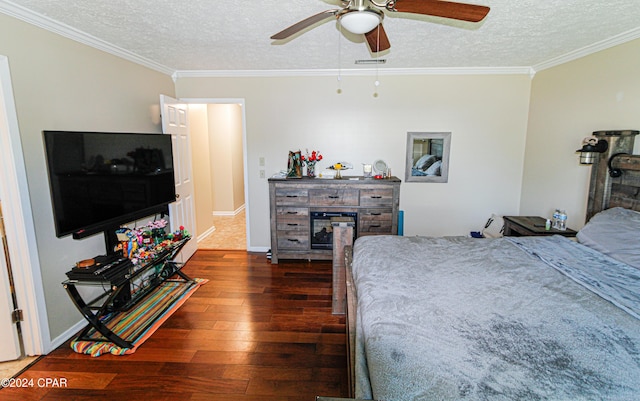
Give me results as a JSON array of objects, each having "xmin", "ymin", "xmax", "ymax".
[
  {"xmin": 197, "ymin": 226, "xmax": 216, "ymax": 243},
  {"xmin": 247, "ymin": 246, "xmax": 269, "ymax": 253},
  {"xmin": 212, "ymin": 204, "xmax": 245, "ymax": 217},
  {"xmin": 48, "ymin": 319, "xmax": 87, "ymax": 353}
]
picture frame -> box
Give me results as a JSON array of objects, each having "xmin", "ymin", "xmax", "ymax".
[
  {"xmin": 287, "ymin": 150, "xmax": 303, "ymax": 178},
  {"xmin": 405, "ymin": 132, "xmax": 451, "ymax": 183}
]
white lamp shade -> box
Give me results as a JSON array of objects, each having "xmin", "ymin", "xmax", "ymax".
[{"xmin": 339, "ymin": 10, "xmax": 381, "ymax": 34}]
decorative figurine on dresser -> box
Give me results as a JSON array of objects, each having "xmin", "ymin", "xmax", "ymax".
[{"xmin": 268, "ymin": 174, "xmax": 401, "ymax": 264}]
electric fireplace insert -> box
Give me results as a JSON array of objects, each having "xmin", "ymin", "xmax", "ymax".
[{"xmin": 310, "ymin": 211, "xmax": 357, "ymax": 250}]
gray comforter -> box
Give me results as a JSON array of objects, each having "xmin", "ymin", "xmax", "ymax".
[{"xmin": 352, "ymin": 235, "xmax": 640, "ymax": 401}]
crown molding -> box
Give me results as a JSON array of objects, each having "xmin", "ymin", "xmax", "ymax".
[
  {"xmin": 172, "ymin": 66, "xmax": 534, "ymax": 80},
  {"xmin": 0, "ymin": 1, "xmax": 175, "ymax": 76},
  {"xmin": 532, "ymin": 27, "xmax": 640, "ymax": 72}
]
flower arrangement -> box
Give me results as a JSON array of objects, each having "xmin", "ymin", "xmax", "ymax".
[{"xmin": 301, "ymin": 149, "xmax": 322, "ymax": 178}]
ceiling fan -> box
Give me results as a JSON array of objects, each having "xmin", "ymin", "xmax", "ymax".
[{"xmin": 270, "ymin": 0, "xmax": 490, "ymax": 53}]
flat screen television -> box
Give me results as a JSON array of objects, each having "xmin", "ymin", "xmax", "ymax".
[{"xmin": 43, "ymin": 130, "xmax": 176, "ymax": 245}]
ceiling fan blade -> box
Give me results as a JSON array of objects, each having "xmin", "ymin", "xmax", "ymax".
[
  {"xmin": 365, "ymin": 24, "xmax": 391, "ymax": 53},
  {"xmin": 270, "ymin": 10, "xmax": 339, "ymax": 40},
  {"xmin": 391, "ymin": 0, "xmax": 490, "ymax": 23}
]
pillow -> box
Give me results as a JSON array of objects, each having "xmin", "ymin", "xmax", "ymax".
[
  {"xmin": 577, "ymin": 207, "xmax": 640, "ymax": 268},
  {"xmin": 482, "ymin": 214, "xmax": 504, "ymax": 238},
  {"xmin": 414, "ymin": 154, "xmax": 436, "ymax": 170},
  {"xmin": 424, "ymin": 160, "xmax": 441, "ymax": 176}
]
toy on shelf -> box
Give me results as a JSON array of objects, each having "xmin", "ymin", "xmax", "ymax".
[{"xmin": 115, "ymin": 220, "xmax": 190, "ymax": 266}]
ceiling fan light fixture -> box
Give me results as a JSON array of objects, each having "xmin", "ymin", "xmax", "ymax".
[{"xmin": 339, "ymin": 10, "xmax": 382, "ymax": 34}]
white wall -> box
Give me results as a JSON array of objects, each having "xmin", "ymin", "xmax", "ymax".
[
  {"xmin": 176, "ymin": 73, "xmax": 532, "ymax": 247},
  {"xmin": 0, "ymin": 13, "xmax": 175, "ymax": 342},
  {"xmin": 522, "ymin": 38, "xmax": 640, "ymax": 229}
]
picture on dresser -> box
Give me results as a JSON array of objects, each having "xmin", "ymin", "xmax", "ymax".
[
  {"xmin": 405, "ymin": 131, "xmax": 451, "ymax": 183},
  {"xmin": 287, "ymin": 150, "xmax": 303, "ymax": 178}
]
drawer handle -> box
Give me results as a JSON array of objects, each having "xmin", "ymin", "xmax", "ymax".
[
  {"xmin": 370, "ymin": 195, "xmax": 382, "ymax": 199},
  {"xmin": 286, "ymin": 195, "xmax": 299, "ymax": 198},
  {"xmin": 328, "ymin": 195, "xmax": 340, "ymax": 199},
  {"xmin": 370, "ymin": 224, "xmax": 381, "ymax": 228},
  {"xmin": 287, "ymin": 238, "xmax": 300, "ymax": 242},
  {"xmin": 370, "ymin": 212, "xmax": 382, "ymax": 216},
  {"xmin": 287, "ymin": 223, "xmax": 299, "ymax": 226},
  {"xmin": 286, "ymin": 211, "xmax": 298, "ymax": 214}
]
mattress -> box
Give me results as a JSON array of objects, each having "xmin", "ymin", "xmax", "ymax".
[{"xmin": 351, "ymin": 234, "xmax": 640, "ymax": 401}]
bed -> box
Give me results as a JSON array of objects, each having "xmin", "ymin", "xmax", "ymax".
[{"xmin": 345, "ymin": 149, "xmax": 640, "ymax": 400}]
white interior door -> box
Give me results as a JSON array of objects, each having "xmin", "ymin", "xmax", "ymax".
[
  {"xmin": 0, "ymin": 208, "xmax": 21, "ymax": 362},
  {"xmin": 160, "ymin": 95, "xmax": 197, "ymax": 262},
  {"xmin": 0, "ymin": 55, "xmax": 45, "ymax": 356}
]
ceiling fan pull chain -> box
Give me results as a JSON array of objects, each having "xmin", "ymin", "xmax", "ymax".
[
  {"xmin": 373, "ymin": 25, "xmax": 380, "ymax": 98},
  {"xmin": 337, "ymin": 22, "xmax": 343, "ymax": 95}
]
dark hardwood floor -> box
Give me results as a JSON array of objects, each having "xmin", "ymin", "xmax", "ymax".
[{"xmin": 1, "ymin": 250, "xmax": 348, "ymax": 401}]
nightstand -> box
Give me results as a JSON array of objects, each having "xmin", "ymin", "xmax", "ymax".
[{"xmin": 503, "ymin": 216, "xmax": 577, "ymax": 237}]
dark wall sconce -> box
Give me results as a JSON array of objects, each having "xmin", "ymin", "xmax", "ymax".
[{"xmin": 576, "ymin": 136, "xmax": 608, "ymax": 164}]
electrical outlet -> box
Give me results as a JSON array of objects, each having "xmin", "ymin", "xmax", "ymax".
[
  {"xmin": 259, "ymin": 170, "xmax": 265, "ymax": 178},
  {"xmin": 259, "ymin": 157, "xmax": 265, "ymax": 166}
]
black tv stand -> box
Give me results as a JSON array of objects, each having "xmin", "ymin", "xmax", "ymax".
[{"xmin": 62, "ymin": 237, "xmax": 193, "ymax": 349}]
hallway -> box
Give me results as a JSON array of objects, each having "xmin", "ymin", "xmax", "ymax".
[{"xmin": 198, "ymin": 210, "xmax": 246, "ymax": 250}]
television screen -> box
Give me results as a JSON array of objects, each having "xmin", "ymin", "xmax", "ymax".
[{"xmin": 43, "ymin": 131, "xmax": 176, "ymax": 239}]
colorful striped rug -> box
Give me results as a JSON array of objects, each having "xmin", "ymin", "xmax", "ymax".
[{"xmin": 71, "ymin": 278, "xmax": 206, "ymax": 357}]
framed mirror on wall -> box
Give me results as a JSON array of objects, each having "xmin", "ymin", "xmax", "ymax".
[{"xmin": 405, "ymin": 132, "xmax": 451, "ymax": 183}]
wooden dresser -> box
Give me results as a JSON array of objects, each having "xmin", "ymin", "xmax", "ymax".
[{"xmin": 268, "ymin": 176, "xmax": 401, "ymax": 263}]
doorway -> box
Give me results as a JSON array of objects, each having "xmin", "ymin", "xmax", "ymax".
[{"xmin": 183, "ymin": 101, "xmax": 248, "ymax": 251}]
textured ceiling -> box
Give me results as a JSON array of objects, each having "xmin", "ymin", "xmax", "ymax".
[{"xmin": 1, "ymin": 0, "xmax": 640, "ymax": 75}]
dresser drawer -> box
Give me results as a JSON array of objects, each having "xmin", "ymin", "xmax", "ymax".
[
  {"xmin": 360, "ymin": 188, "xmax": 394, "ymax": 207},
  {"xmin": 276, "ymin": 221, "xmax": 309, "ymax": 233},
  {"xmin": 359, "ymin": 222, "xmax": 393, "ymax": 235},
  {"xmin": 309, "ymin": 189, "xmax": 359, "ymax": 206},
  {"xmin": 276, "ymin": 220, "xmax": 308, "ymax": 231},
  {"xmin": 276, "ymin": 207, "xmax": 308, "ymax": 231},
  {"xmin": 275, "ymin": 188, "xmax": 309, "ymax": 205},
  {"xmin": 277, "ymin": 233, "xmax": 309, "ymax": 250},
  {"xmin": 276, "ymin": 207, "xmax": 309, "ymax": 219},
  {"xmin": 359, "ymin": 208, "xmax": 393, "ymax": 234}
]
